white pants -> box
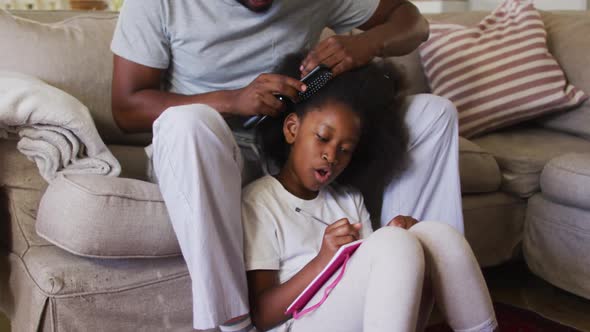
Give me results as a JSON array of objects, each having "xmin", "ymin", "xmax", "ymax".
[
  {"xmin": 380, "ymin": 94, "xmax": 463, "ymax": 232},
  {"xmin": 151, "ymin": 94, "xmax": 464, "ymax": 329},
  {"xmin": 289, "ymin": 223, "xmax": 496, "ymax": 332}
]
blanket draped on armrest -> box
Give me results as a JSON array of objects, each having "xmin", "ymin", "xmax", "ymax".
[{"xmin": 0, "ymin": 71, "xmax": 121, "ymax": 182}]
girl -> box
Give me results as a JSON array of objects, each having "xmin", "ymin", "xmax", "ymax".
[{"xmin": 241, "ymin": 56, "xmax": 498, "ymax": 332}]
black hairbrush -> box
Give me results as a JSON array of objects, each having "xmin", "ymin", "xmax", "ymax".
[{"xmin": 242, "ymin": 64, "xmax": 333, "ymax": 129}]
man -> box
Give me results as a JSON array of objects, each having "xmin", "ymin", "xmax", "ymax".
[{"xmin": 110, "ymin": 0, "xmax": 463, "ymax": 330}]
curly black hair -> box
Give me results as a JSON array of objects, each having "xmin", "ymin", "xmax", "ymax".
[{"xmin": 256, "ymin": 53, "xmax": 409, "ymax": 196}]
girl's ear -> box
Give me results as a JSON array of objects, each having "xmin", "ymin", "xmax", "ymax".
[{"xmin": 283, "ymin": 113, "xmax": 300, "ymax": 144}]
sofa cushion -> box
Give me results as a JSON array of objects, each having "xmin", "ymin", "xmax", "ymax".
[
  {"xmin": 458, "ymin": 137, "xmax": 501, "ymax": 193},
  {"xmin": 535, "ymin": 11, "xmax": 590, "ymax": 139},
  {"xmin": 419, "ymin": 1, "xmax": 588, "ymax": 138},
  {"xmin": 0, "ymin": 141, "xmax": 151, "ymax": 258},
  {"xmin": 0, "ymin": 10, "xmax": 150, "ymax": 146},
  {"xmin": 109, "ymin": 145, "xmax": 150, "ymax": 181},
  {"xmin": 524, "ymin": 194, "xmax": 590, "ymax": 300},
  {"xmin": 463, "ymin": 192, "xmax": 526, "ymax": 267},
  {"xmin": 36, "ymin": 174, "xmax": 178, "ymax": 258},
  {"xmin": 540, "ymin": 153, "xmax": 590, "ymax": 210},
  {"xmin": 473, "ymin": 127, "xmax": 590, "ymax": 197}
]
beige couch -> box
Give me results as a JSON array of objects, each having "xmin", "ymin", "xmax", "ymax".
[{"xmin": 1, "ymin": 9, "xmax": 589, "ymax": 331}]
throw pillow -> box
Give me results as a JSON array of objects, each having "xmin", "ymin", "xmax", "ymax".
[{"xmin": 419, "ymin": 0, "xmax": 588, "ymax": 138}]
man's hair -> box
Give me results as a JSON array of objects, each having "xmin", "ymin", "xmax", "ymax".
[{"xmin": 256, "ymin": 53, "xmax": 409, "ymax": 193}]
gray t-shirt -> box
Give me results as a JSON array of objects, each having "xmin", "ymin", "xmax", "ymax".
[{"xmin": 111, "ymin": 0, "xmax": 379, "ymax": 96}]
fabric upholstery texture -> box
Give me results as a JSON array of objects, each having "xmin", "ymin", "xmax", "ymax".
[
  {"xmin": 1, "ymin": 248, "xmax": 196, "ymax": 331},
  {"xmin": 473, "ymin": 127, "xmax": 590, "ymax": 197},
  {"xmin": 535, "ymin": 11, "xmax": 590, "ymax": 138},
  {"xmin": 540, "ymin": 153, "xmax": 590, "ymax": 210},
  {"xmin": 0, "ymin": 10, "xmax": 150, "ymax": 145},
  {"xmin": 1, "ymin": 251, "xmax": 49, "ymax": 332},
  {"xmin": 36, "ymin": 174, "xmax": 178, "ymax": 258},
  {"xmin": 524, "ymin": 194, "xmax": 590, "ymax": 300},
  {"xmin": 462, "ymin": 193, "xmax": 526, "ymax": 267},
  {"xmin": 2, "ymin": 187, "xmax": 50, "ymax": 257},
  {"xmin": 419, "ymin": 0, "xmax": 587, "ymax": 138},
  {"xmin": 458, "ymin": 137, "xmax": 501, "ymax": 193},
  {"xmin": 0, "ymin": 139, "xmax": 47, "ymax": 190}
]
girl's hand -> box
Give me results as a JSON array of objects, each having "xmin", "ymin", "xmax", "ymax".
[
  {"xmin": 387, "ymin": 215, "xmax": 418, "ymax": 230},
  {"xmin": 317, "ymin": 218, "xmax": 362, "ymax": 264}
]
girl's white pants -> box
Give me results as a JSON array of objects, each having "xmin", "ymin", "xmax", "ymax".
[
  {"xmin": 289, "ymin": 224, "xmax": 497, "ymax": 332},
  {"xmin": 151, "ymin": 94, "xmax": 467, "ymax": 330}
]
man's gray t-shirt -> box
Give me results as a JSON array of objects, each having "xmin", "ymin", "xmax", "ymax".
[{"xmin": 111, "ymin": 0, "xmax": 379, "ymax": 96}]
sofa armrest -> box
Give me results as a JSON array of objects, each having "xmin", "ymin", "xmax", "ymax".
[{"xmin": 36, "ymin": 174, "xmax": 179, "ymax": 259}]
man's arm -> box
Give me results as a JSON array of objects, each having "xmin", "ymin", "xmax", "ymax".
[
  {"xmin": 111, "ymin": 55, "xmax": 306, "ymax": 133},
  {"xmin": 300, "ymin": 0, "xmax": 429, "ymax": 77},
  {"xmin": 111, "ymin": 55, "xmax": 235, "ymax": 133},
  {"xmin": 358, "ymin": 0, "xmax": 429, "ymax": 57}
]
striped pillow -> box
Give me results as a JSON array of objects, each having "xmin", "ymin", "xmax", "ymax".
[{"xmin": 419, "ymin": 0, "xmax": 588, "ymax": 138}]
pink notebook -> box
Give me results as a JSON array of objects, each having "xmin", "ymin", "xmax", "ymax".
[{"xmin": 285, "ymin": 239, "xmax": 363, "ymax": 316}]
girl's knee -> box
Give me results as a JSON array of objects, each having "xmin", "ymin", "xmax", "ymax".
[
  {"xmin": 365, "ymin": 227, "xmax": 423, "ymax": 258},
  {"xmin": 411, "ymin": 221, "xmax": 470, "ymax": 253}
]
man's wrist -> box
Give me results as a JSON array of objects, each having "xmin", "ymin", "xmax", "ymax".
[{"xmin": 202, "ymin": 89, "xmax": 238, "ymax": 118}]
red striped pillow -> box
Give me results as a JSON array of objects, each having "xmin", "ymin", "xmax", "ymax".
[{"xmin": 419, "ymin": 0, "xmax": 588, "ymax": 138}]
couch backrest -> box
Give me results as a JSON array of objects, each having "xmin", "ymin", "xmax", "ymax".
[
  {"xmin": 2, "ymin": 9, "xmax": 588, "ymax": 144},
  {"xmin": 1, "ymin": 10, "xmax": 151, "ymax": 145}
]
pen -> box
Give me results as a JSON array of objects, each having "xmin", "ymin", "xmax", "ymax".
[{"xmin": 294, "ymin": 207, "xmax": 330, "ymax": 226}]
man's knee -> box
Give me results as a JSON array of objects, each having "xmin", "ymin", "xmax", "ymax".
[
  {"xmin": 153, "ymin": 104, "xmax": 232, "ymax": 146},
  {"xmin": 409, "ymin": 94, "xmax": 458, "ymax": 134},
  {"xmin": 426, "ymin": 95, "xmax": 458, "ymax": 128}
]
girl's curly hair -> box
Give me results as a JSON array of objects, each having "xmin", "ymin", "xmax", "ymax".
[{"xmin": 256, "ymin": 53, "xmax": 409, "ymax": 194}]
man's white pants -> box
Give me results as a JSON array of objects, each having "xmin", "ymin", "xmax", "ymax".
[{"xmin": 151, "ymin": 94, "xmax": 463, "ymax": 329}]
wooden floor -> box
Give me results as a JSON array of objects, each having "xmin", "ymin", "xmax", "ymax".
[
  {"xmin": 483, "ymin": 260, "xmax": 590, "ymax": 331},
  {"xmin": 1, "ymin": 260, "xmax": 589, "ymax": 332}
]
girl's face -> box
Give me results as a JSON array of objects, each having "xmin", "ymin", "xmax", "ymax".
[{"xmin": 278, "ymin": 100, "xmax": 361, "ymax": 199}]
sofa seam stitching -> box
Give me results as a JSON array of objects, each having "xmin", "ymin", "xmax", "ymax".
[
  {"xmin": 47, "ymin": 272, "xmax": 190, "ymax": 299},
  {"xmin": 62, "ymin": 176, "xmax": 163, "ymax": 202},
  {"xmin": 10, "ymin": 250, "xmax": 190, "ymax": 299},
  {"xmin": 463, "ymin": 202, "xmax": 524, "ymax": 211},
  {"xmin": 7, "ymin": 187, "xmax": 32, "ymax": 252},
  {"xmin": 35, "ymin": 231, "xmax": 180, "ymax": 259},
  {"xmin": 529, "ymin": 210, "xmax": 590, "ymax": 235},
  {"xmin": 546, "ymin": 163, "xmax": 590, "ymax": 178}
]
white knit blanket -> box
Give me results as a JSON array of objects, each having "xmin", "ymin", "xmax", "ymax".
[{"xmin": 0, "ymin": 71, "xmax": 120, "ymax": 182}]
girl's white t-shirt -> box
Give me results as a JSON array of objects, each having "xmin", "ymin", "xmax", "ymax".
[{"xmin": 242, "ymin": 175, "xmax": 374, "ymax": 284}]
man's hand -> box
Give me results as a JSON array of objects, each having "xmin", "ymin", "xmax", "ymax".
[
  {"xmin": 300, "ymin": 34, "xmax": 377, "ymax": 78},
  {"xmin": 230, "ymin": 73, "xmax": 306, "ymax": 117},
  {"xmin": 317, "ymin": 218, "xmax": 362, "ymax": 264},
  {"xmin": 387, "ymin": 215, "xmax": 418, "ymax": 230}
]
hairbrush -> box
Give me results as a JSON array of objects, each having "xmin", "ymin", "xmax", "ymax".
[{"xmin": 242, "ymin": 64, "xmax": 333, "ymax": 129}]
